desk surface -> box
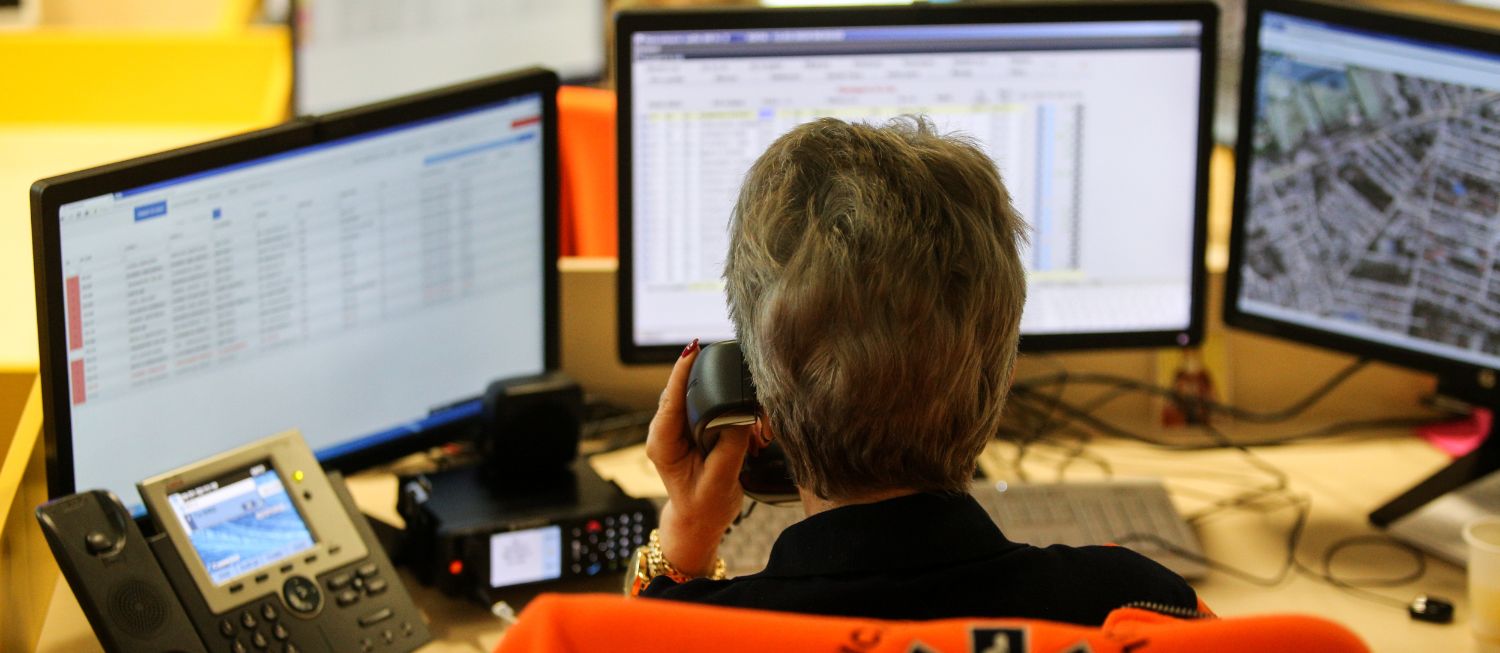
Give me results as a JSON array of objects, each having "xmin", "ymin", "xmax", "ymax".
[{"xmin": 32, "ymin": 423, "xmax": 1484, "ymax": 653}]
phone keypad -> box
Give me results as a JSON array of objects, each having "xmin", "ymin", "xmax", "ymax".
[
  {"xmin": 221, "ymin": 597, "xmax": 299, "ymax": 653},
  {"xmin": 567, "ymin": 511, "xmax": 650, "ymax": 577}
]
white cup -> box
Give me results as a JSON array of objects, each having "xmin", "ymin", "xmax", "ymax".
[{"xmin": 1464, "ymin": 517, "xmax": 1500, "ymax": 651}]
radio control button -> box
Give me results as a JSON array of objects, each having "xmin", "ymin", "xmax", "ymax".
[
  {"xmin": 262, "ymin": 604, "xmax": 278, "ymax": 621},
  {"xmin": 252, "ymin": 631, "xmax": 268, "ymax": 649},
  {"xmin": 219, "ymin": 619, "xmax": 236, "ymax": 637},
  {"xmin": 241, "ymin": 612, "xmax": 257, "ymax": 630},
  {"xmin": 366, "ymin": 578, "xmax": 388, "ymax": 596},
  {"xmin": 337, "ymin": 589, "xmax": 361, "ymax": 607},
  {"xmin": 232, "ymin": 640, "xmax": 248, "ymax": 653},
  {"xmin": 356, "ymin": 563, "xmax": 379, "ymax": 578},
  {"xmin": 273, "ymin": 623, "xmax": 289, "ymax": 641}
]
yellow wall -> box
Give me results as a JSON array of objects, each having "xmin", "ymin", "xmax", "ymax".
[{"xmin": 0, "ymin": 19, "xmax": 291, "ymax": 648}]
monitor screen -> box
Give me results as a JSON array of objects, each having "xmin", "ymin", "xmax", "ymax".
[
  {"xmin": 619, "ymin": 8, "xmax": 1214, "ymax": 361},
  {"xmin": 46, "ymin": 86, "xmax": 551, "ymax": 508},
  {"xmin": 293, "ymin": 0, "xmax": 604, "ymax": 115},
  {"xmin": 1230, "ymin": 6, "xmax": 1500, "ymax": 373},
  {"xmin": 167, "ymin": 461, "xmax": 316, "ymax": 585}
]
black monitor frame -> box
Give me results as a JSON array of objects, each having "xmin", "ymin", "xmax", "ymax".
[
  {"xmin": 615, "ymin": 1, "xmax": 1219, "ymax": 364},
  {"xmin": 31, "ymin": 68, "xmax": 561, "ymax": 499},
  {"xmin": 1224, "ymin": 0, "xmax": 1500, "ymax": 408},
  {"xmin": 1223, "ymin": 0, "xmax": 1500, "ymax": 528}
]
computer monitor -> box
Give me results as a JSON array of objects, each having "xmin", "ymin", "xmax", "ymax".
[
  {"xmin": 30, "ymin": 69, "xmax": 559, "ymax": 510},
  {"xmin": 1225, "ymin": 0, "xmax": 1500, "ymax": 532},
  {"xmin": 616, "ymin": 3, "xmax": 1218, "ymax": 363},
  {"xmin": 291, "ymin": 0, "xmax": 604, "ymax": 115}
]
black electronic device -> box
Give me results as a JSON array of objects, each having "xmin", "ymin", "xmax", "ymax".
[
  {"xmin": 1226, "ymin": 0, "xmax": 1500, "ymax": 548},
  {"xmin": 36, "ymin": 491, "xmax": 207, "ymax": 653},
  {"xmin": 617, "ymin": 2, "xmax": 1217, "ymax": 363},
  {"xmin": 38, "ymin": 431, "xmax": 430, "ymax": 652},
  {"xmin": 480, "ymin": 372, "xmax": 584, "ymax": 482},
  {"xmin": 31, "ymin": 68, "xmax": 559, "ymax": 511},
  {"xmin": 397, "ymin": 459, "xmax": 657, "ymax": 601},
  {"xmin": 685, "ymin": 340, "xmax": 796, "ymax": 504}
]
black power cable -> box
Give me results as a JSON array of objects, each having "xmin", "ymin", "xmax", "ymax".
[{"xmin": 1013, "ymin": 357, "xmax": 1371, "ymax": 424}]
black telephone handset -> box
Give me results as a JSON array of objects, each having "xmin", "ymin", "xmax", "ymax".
[
  {"xmin": 37, "ymin": 431, "xmax": 431, "ymax": 653},
  {"xmin": 685, "ymin": 340, "xmax": 798, "ymax": 504}
]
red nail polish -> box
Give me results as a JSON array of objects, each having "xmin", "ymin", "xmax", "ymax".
[{"xmin": 681, "ymin": 338, "xmax": 699, "ymax": 358}]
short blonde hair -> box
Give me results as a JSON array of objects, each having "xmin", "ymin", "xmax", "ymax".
[{"xmin": 725, "ymin": 117, "xmax": 1028, "ymax": 500}]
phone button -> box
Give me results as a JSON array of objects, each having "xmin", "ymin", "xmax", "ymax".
[
  {"xmin": 357, "ymin": 607, "xmax": 393, "ymax": 628},
  {"xmin": 282, "ymin": 576, "xmax": 322, "ymax": 614}
]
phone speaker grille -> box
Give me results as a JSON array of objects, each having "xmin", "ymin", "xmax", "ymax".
[{"xmin": 109, "ymin": 578, "xmax": 170, "ymax": 638}]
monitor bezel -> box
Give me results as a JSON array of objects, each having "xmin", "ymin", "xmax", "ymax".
[
  {"xmin": 1224, "ymin": 0, "xmax": 1500, "ymax": 404},
  {"xmin": 615, "ymin": 1, "xmax": 1219, "ymax": 364},
  {"xmin": 31, "ymin": 68, "xmax": 561, "ymax": 499}
]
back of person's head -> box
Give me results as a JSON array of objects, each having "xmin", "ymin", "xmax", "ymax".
[{"xmin": 725, "ymin": 117, "xmax": 1028, "ymax": 501}]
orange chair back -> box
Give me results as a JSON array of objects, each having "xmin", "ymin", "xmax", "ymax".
[{"xmin": 496, "ymin": 593, "xmax": 1369, "ymax": 653}]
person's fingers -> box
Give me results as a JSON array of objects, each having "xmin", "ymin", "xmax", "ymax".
[
  {"xmin": 658, "ymin": 338, "xmax": 699, "ymax": 420},
  {"xmin": 646, "ymin": 339, "xmax": 701, "ymax": 466},
  {"xmin": 700, "ymin": 423, "xmax": 753, "ymax": 493}
]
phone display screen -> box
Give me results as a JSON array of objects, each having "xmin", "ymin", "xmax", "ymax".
[
  {"xmin": 167, "ymin": 461, "xmax": 317, "ymax": 585},
  {"xmin": 489, "ymin": 526, "xmax": 561, "ymax": 587}
]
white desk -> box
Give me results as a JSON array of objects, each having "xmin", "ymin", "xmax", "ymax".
[{"xmin": 32, "ymin": 422, "xmax": 1484, "ymax": 653}]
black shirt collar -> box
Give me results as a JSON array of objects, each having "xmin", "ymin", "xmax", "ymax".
[{"xmin": 754, "ymin": 492, "xmax": 1022, "ymax": 578}]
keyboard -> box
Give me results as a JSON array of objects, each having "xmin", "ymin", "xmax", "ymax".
[{"xmin": 718, "ymin": 478, "xmax": 1207, "ymax": 580}]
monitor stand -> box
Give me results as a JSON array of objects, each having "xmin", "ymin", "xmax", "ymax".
[{"xmin": 1370, "ymin": 380, "xmax": 1499, "ymax": 565}]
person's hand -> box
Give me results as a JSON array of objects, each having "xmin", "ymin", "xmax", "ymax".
[{"xmin": 646, "ymin": 339, "xmax": 753, "ymax": 577}]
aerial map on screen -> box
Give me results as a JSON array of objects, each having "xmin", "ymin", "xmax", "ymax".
[{"xmin": 1238, "ymin": 13, "xmax": 1500, "ymax": 367}]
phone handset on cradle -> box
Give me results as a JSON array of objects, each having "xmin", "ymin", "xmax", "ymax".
[
  {"xmin": 37, "ymin": 431, "xmax": 431, "ymax": 653},
  {"xmin": 685, "ymin": 340, "xmax": 798, "ymax": 504}
]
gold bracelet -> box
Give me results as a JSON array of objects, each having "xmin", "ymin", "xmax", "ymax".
[{"xmin": 626, "ymin": 528, "xmax": 726, "ymax": 596}]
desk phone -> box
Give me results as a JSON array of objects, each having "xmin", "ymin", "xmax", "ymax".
[{"xmin": 37, "ymin": 431, "xmax": 430, "ymax": 653}]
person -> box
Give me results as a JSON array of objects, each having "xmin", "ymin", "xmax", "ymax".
[{"xmin": 632, "ymin": 117, "xmax": 1199, "ymax": 624}]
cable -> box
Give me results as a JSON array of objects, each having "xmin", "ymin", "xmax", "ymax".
[
  {"xmin": 1012, "ymin": 357, "xmax": 1371, "ymax": 424},
  {"xmin": 1036, "ymin": 411, "xmax": 1435, "ymax": 613},
  {"xmin": 1295, "ymin": 535, "xmax": 1428, "ymax": 609},
  {"xmin": 1006, "ymin": 387, "xmax": 1440, "ymax": 451}
]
